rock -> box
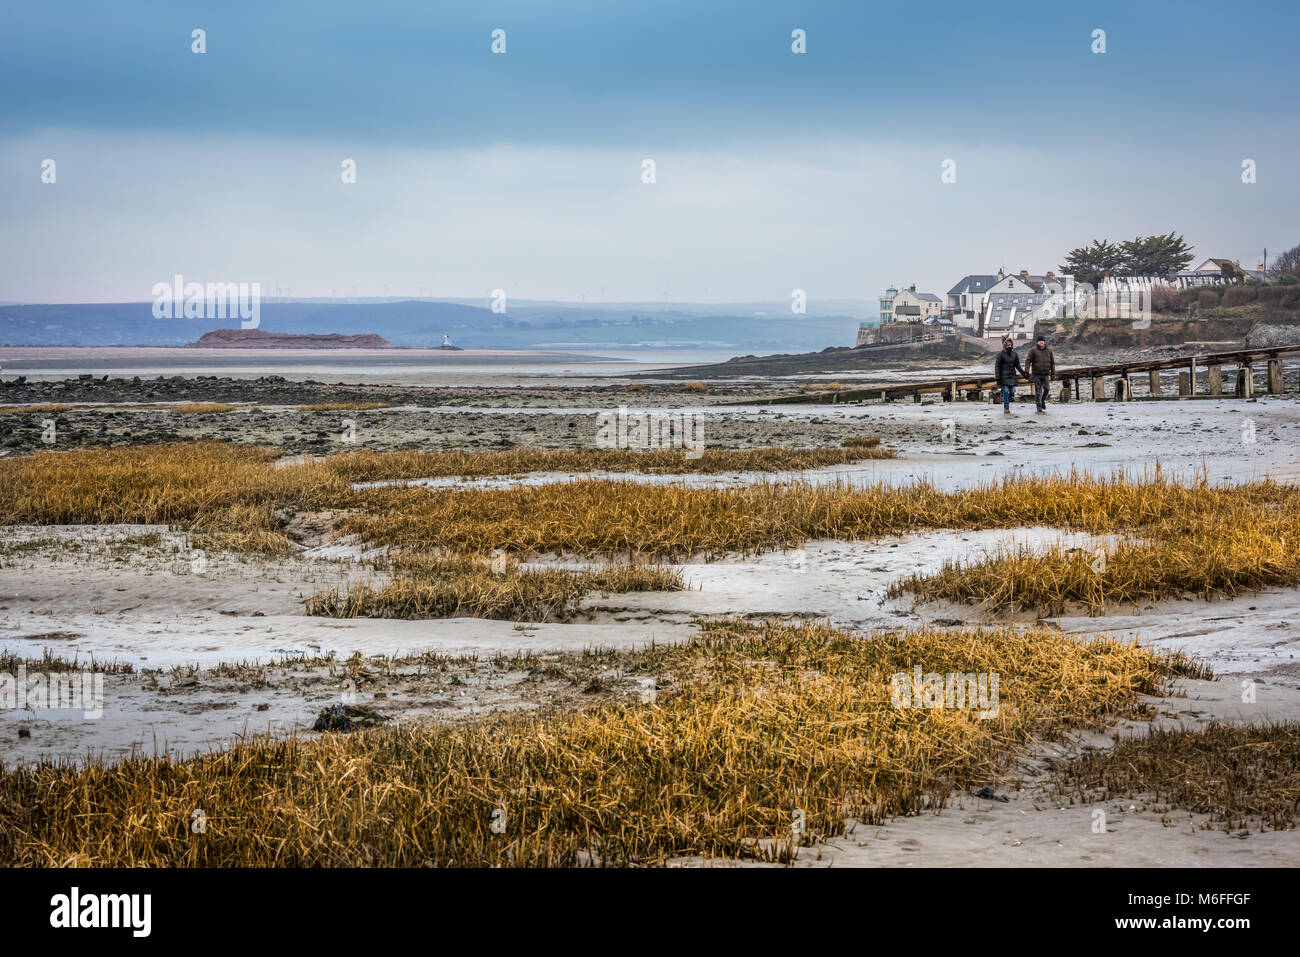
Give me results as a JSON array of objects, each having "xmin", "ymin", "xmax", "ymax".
[
  {"xmin": 973, "ymin": 785, "xmax": 1009, "ymax": 802},
  {"xmin": 312, "ymin": 704, "xmax": 390, "ymax": 732}
]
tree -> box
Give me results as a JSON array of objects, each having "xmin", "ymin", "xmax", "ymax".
[
  {"xmin": 1117, "ymin": 232, "xmax": 1194, "ymax": 277},
  {"xmin": 1059, "ymin": 240, "xmax": 1123, "ymax": 286},
  {"xmin": 1267, "ymin": 243, "xmax": 1300, "ymax": 281}
]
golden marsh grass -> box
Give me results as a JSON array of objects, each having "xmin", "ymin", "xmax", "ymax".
[
  {"xmin": 297, "ymin": 401, "xmax": 391, "ymax": 411},
  {"xmin": 0, "ymin": 403, "xmax": 76, "ymax": 414},
  {"xmin": 306, "ymin": 551, "xmax": 684, "ymax": 621},
  {"xmin": 0, "ymin": 618, "xmax": 1207, "ymax": 866},
  {"xmin": 1048, "ymin": 723, "xmax": 1299, "ymax": 833},
  {"xmin": 170, "ymin": 403, "xmax": 238, "ymax": 414},
  {"xmin": 2, "ymin": 444, "xmax": 1296, "ymax": 608}
]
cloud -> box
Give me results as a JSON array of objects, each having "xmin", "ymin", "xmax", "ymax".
[{"xmin": 2, "ymin": 129, "xmax": 1295, "ymax": 302}]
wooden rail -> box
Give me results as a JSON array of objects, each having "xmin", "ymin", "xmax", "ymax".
[{"xmin": 725, "ymin": 344, "xmax": 1300, "ymax": 406}]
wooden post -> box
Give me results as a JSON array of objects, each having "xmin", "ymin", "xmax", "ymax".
[
  {"xmin": 1268, "ymin": 358, "xmax": 1284, "ymax": 393},
  {"xmin": 1115, "ymin": 376, "xmax": 1131, "ymax": 401},
  {"xmin": 1237, "ymin": 363, "xmax": 1254, "ymax": 398},
  {"xmin": 1059, "ymin": 380, "xmax": 1071, "ymax": 402},
  {"xmin": 1148, "ymin": 370, "xmax": 1161, "ymax": 395},
  {"xmin": 1073, "ymin": 378, "xmax": 1081, "ymax": 401},
  {"xmin": 1189, "ymin": 356, "xmax": 1199, "ymax": 395},
  {"xmin": 1091, "ymin": 376, "xmax": 1105, "ymax": 400},
  {"xmin": 912, "ymin": 391, "xmax": 921, "ymax": 403},
  {"xmin": 1178, "ymin": 371, "xmax": 1191, "ymax": 396},
  {"xmin": 1208, "ymin": 365, "xmax": 1222, "ymax": 395}
]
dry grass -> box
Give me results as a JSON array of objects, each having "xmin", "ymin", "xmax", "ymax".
[
  {"xmin": 0, "ymin": 404, "xmax": 75, "ymax": 414},
  {"xmin": 682, "ymin": 381, "xmax": 708, "ymax": 393},
  {"xmin": 342, "ymin": 469, "xmax": 1298, "ymax": 563},
  {"xmin": 892, "ymin": 498, "xmax": 1300, "ymax": 614},
  {"xmin": 0, "ymin": 618, "xmax": 1205, "ymax": 866},
  {"xmin": 307, "ymin": 552, "xmax": 684, "ymax": 622},
  {"xmin": 840, "ymin": 434, "xmax": 881, "ymax": 448},
  {"xmin": 297, "ymin": 401, "xmax": 391, "ymax": 411},
  {"xmin": 327, "ymin": 445, "xmax": 893, "ymax": 482},
  {"xmin": 2, "ymin": 444, "xmax": 1296, "ymax": 609},
  {"xmin": 0, "ymin": 648, "xmax": 135, "ymax": 675},
  {"xmin": 0, "ymin": 443, "xmax": 351, "ymax": 525},
  {"xmin": 170, "ymin": 403, "xmax": 238, "ymax": 414},
  {"xmin": 1049, "ymin": 723, "xmax": 1300, "ymax": 833},
  {"xmin": 0, "ymin": 442, "xmax": 897, "ymax": 530}
]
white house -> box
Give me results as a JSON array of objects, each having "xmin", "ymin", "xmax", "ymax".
[
  {"xmin": 946, "ymin": 274, "xmax": 998, "ymax": 328},
  {"xmin": 985, "ymin": 269, "xmax": 1068, "ymax": 297},
  {"xmin": 891, "ymin": 284, "xmax": 943, "ymax": 321},
  {"xmin": 982, "ymin": 292, "xmax": 1058, "ymax": 339},
  {"xmin": 1174, "ymin": 258, "xmax": 1264, "ymax": 287}
]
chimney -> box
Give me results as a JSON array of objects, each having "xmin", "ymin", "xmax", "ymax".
[
  {"xmin": 910, "ymin": 283, "xmax": 916, "ymax": 291},
  {"xmin": 1019, "ymin": 269, "xmax": 1029, "ymax": 278},
  {"xmin": 1046, "ymin": 270, "xmax": 1055, "ymax": 278}
]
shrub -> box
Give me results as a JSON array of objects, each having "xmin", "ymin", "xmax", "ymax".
[
  {"xmin": 1198, "ymin": 290, "xmax": 1220, "ymax": 309},
  {"xmin": 1221, "ymin": 287, "xmax": 1256, "ymax": 307},
  {"xmin": 1150, "ymin": 285, "xmax": 1184, "ymax": 312}
]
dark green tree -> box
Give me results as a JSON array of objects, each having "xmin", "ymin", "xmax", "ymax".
[
  {"xmin": 1059, "ymin": 239, "xmax": 1123, "ymax": 286},
  {"xmin": 1118, "ymin": 232, "xmax": 1194, "ymax": 277}
]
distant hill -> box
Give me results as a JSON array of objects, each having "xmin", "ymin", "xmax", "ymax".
[
  {"xmin": 188, "ymin": 329, "xmax": 392, "ymax": 349},
  {"xmin": 0, "ymin": 299, "xmax": 867, "ymax": 355}
]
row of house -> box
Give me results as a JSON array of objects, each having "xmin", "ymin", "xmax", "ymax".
[{"xmin": 858, "ymin": 258, "xmax": 1266, "ymax": 345}]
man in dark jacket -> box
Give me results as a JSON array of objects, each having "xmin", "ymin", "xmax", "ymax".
[
  {"xmin": 993, "ymin": 338, "xmax": 1026, "ymax": 413},
  {"xmin": 1024, "ymin": 335, "xmax": 1056, "ymax": 413}
]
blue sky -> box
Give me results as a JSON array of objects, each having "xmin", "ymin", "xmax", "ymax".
[{"xmin": 3, "ymin": 0, "xmax": 1297, "ymax": 303}]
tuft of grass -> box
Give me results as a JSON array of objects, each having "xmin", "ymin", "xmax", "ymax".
[
  {"xmin": 0, "ymin": 442, "xmax": 354, "ymax": 525},
  {"xmin": 0, "ymin": 404, "xmax": 76, "ymax": 414},
  {"xmin": 170, "ymin": 403, "xmax": 237, "ymax": 414},
  {"xmin": 1049, "ymin": 723, "xmax": 1300, "ymax": 833},
  {"xmin": 306, "ymin": 552, "xmax": 684, "ymax": 622},
  {"xmin": 682, "ymin": 381, "xmax": 708, "ymax": 393},
  {"xmin": 0, "ymin": 647, "xmax": 135, "ymax": 674},
  {"xmin": 297, "ymin": 401, "xmax": 391, "ymax": 412},
  {"xmin": 892, "ymin": 501, "xmax": 1300, "ymax": 615},
  {"xmin": 0, "ymin": 619, "xmax": 1203, "ymax": 866},
  {"xmin": 840, "ymin": 434, "xmax": 881, "ymax": 448}
]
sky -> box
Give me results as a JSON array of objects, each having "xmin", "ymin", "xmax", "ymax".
[{"xmin": 2, "ymin": 0, "xmax": 1297, "ymax": 304}]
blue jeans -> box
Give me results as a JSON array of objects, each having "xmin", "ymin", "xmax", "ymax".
[{"xmin": 1001, "ymin": 385, "xmax": 1015, "ymax": 409}]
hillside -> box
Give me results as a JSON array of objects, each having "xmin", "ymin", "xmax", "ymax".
[{"xmin": 0, "ymin": 299, "xmax": 860, "ymax": 355}]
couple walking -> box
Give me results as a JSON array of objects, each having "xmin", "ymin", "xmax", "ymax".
[{"xmin": 994, "ymin": 335, "xmax": 1055, "ymax": 414}]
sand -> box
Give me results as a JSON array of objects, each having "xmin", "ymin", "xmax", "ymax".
[{"xmin": 1, "ymin": 374, "xmax": 1298, "ymax": 866}]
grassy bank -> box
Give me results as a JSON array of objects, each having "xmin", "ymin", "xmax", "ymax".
[{"xmin": 0, "ymin": 618, "xmax": 1207, "ymax": 866}]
